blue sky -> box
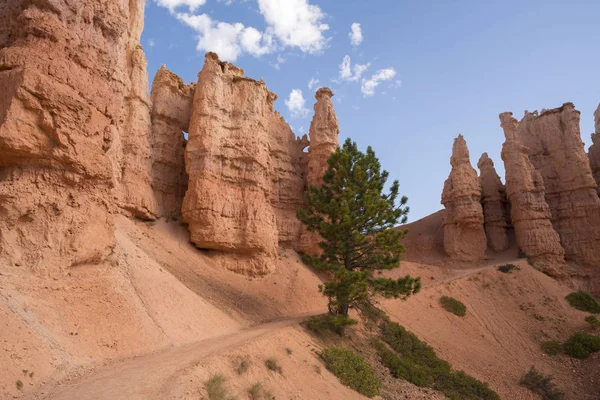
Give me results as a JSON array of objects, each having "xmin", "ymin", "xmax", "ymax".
[{"xmin": 142, "ymin": 0, "xmax": 600, "ymax": 222}]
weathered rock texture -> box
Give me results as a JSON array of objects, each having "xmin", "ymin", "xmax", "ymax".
[
  {"xmin": 440, "ymin": 135, "xmax": 487, "ymax": 262},
  {"xmin": 150, "ymin": 66, "xmax": 194, "ymax": 218},
  {"xmin": 589, "ymin": 104, "xmax": 600, "ymax": 195},
  {"xmin": 182, "ymin": 53, "xmax": 314, "ymax": 274},
  {"xmin": 0, "ymin": 0, "xmax": 153, "ymax": 271},
  {"xmin": 299, "ymin": 88, "xmax": 340, "ymax": 254},
  {"xmin": 517, "ymin": 103, "xmax": 600, "ymax": 267},
  {"xmin": 477, "ymin": 153, "xmax": 509, "ymax": 252},
  {"xmin": 499, "ymin": 112, "xmax": 566, "ymax": 276}
]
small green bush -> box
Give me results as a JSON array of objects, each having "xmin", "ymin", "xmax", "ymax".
[
  {"xmin": 520, "ymin": 367, "xmax": 564, "ymax": 400},
  {"xmin": 563, "ymin": 332, "xmax": 600, "ymax": 359},
  {"xmin": 321, "ymin": 347, "xmax": 380, "ymax": 398},
  {"xmin": 203, "ymin": 374, "xmax": 236, "ymax": 400},
  {"xmin": 440, "ymin": 296, "xmax": 467, "ymax": 317},
  {"xmin": 565, "ymin": 292, "xmax": 600, "ymax": 313},
  {"xmin": 497, "ymin": 264, "xmax": 520, "ymax": 273},
  {"xmin": 585, "ymin": 315, "xmax": 600, "ymax": 328},
  {"xmin": 306, "ymin": 314, "xmax": 358, "ymax": 335},
  {"xmin": 16, "ymin": 380, "xmax": 23, "ymax": 391},
  {"xmin": 375, "ymin": 321, "xmax": 499, "ymax": 400},
  {"xmin": 264, "ymin": 357, "xmax": 282, "ymax": 374},
  {"xmin": 540, "ymin": 340, "xmax": 562, "ymax": 356}
]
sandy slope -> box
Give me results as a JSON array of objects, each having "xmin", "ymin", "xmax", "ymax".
[{"xmin": 2, "ymin": 213, "xmax": 599, "ymax": 399}]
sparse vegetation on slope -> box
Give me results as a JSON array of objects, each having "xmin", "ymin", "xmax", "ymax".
[
  {"xmin": 497, "ymin": 263, "xmax": 519, "ymax": 273},
  {"xmin": 440, "ymin": 296, "xmax": 467, "ymax": 317},
  {"xmin": 563, "ymin": 332, "xmax": 600, "ymax": 359},
  {"xmin": 540, "ymin": 340, "xmax": 562, "ymax": 356},
  {"xmin": 520, "ymin": 367, "xmax": 564, "ymax": 400},
  {"xmin": 375, "ymin": 321, "xmax": 499, "ymax": 400},
  {"xmin": 264, "ymin": 357, "xmax": 282, "ymax": 374},
  {"xmin": 321, "ymin": 347, "xmax": 380, "ymax": 398},
  {"xmin": 248, "ymin": 382, "xmax": 273, "ymax": 400},
  {"xmin": 203, "ymin": 374, "xmax": 236, "ymax": 400},
  {"xmin": 585, "ymin": 315, "xmax": 600, "ymax": 328},
  {"xmin": 306, "ymin": 314, "xmax": 357, "ymax": 335},
  {"xmin": 565, "ymin": 291, "xmax": 600, "ymax": 313}
]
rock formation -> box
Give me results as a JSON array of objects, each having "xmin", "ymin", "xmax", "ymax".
[
  {"xmin": 517, "ymin": 103, "xmax": 600, "ymax": 267},
  {"xmin": 499, "ymin": 112, "xmax": 566, "ymax": 276},
  {"xmin": 589, "ymin": 104, "xmax": 600, "ymax": 195},
  {"xmin": 477, "ymin": 153, "xmax": 509, "ymax": 252},
  {"xmin": 440, "ymin": 135, "xmax": 487, "ymax": 262},
  {"xmin": 0, "ymin": 0, "xmax": 152, "ymax": 271},
  {"xmin": 150, "ymin": 66, "xmax": 195, "ymax": 218},
  {"xmin": 299, "ymin": 88, "xmax": 340, "ymax": 254},
  {"xmin": 182, "ymin": 53, "xmax": 310, "ymax": 274}
]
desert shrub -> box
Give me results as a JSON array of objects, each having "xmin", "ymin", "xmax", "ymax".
[
  {"xmin": 540, "ymin": 340, "xmax": 562, "ymax": 356},
  {"xmin": 203, "ymin": 374, "xmax": 236, "ymax": 400},
  {"xmin": 235, "ymin": 358, "xmax": 251, "ymax": 375},
  {"xmin": 585, "ymin": 315, "xmax": 600, "ymax": 328},
  {"xmin": 375, "ymin": 321, "xmax": 499, "ymax": 400},
  {"xmin": 264, "ymin": 357, "xmax": 282, "ymax": 374},
  {"xmin": 563, "ymin": 332, "xmax": 600, "ymax": 359},
  {"xmin": 520, "ymin": 367, "xmax": 564, "ymax": 400},
  {"xmin": 357, "ymin": 301, "xmax": 388, "ymax": 330},
  {"xmin": 497, "ymin": 263, "xmax": 520, "ymax": 273},
  {"xmin": 306, "ymin": 314, "xmax": 357, "ymax": 335},
  {"xmin": 285, "ymin": 348, "xmax": 293, "ymax": 355},
  {"xmin": 16, "ymin": 380, "xmax": 23, "ymax": 391},
  {"xmin": 247, "ymin": 382, "xmax": 273, "ymax": 400},
  {"xmin": 565, "ymin": 292, "xmax": 600, "ymax": 313},
  {"xmin": 440, "ymin": 296, "xmax": 467, "ymax": 317},
  {"xmin": 321, "ymin": 347, "xmax": 380, "ymax": 398}
]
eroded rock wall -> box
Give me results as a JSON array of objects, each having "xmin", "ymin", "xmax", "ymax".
[
  {"xmin": 182, "ymin": 53, "xmax": 309, "ymax": 274},
  {"xmin": 517, "ymin": 103, "xmax": 600, "ymax": 267},
  {"xmin": 441, "ymin": 135, "xmax": 486, "ymax": 262},
  {"xmin": 0, "ymin": 0, "xmax": 152, "ymax": 271},
  {"xmin": 150, "ymin": 65, "xmax": 194, "ymax": 218},
  {"xmin": 499, "ymin": 112, "xmax": 566, "ymax": 276},
  {"xmin": 589, "ymin": 104, "xmax": 600, "ymax": 195},
  {"xmin": 477, "ymin": 153, "xmax": 509, "ymax": 252},
  {"xmin": 299, "ymin": 88, "xmax": 340, "ymax": 254}
]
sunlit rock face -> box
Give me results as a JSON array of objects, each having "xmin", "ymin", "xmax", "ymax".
[
  {"xmin": 0, "ymin": 0, "xmax": 152, "ymax": 271},
  {"xmin": 499, "ymin": 112, "xmax": 566, "ymax": 278},
  {"xmin": 516, "ymin": 103, "xmax": 600, "ymax": 268},
  {"xmin": 182, "ymin": 53, "xmax": 315, "ymax": 275}
]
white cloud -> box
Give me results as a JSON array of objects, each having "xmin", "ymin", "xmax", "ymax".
[
  {"xmin": 176, "ymin": 13, "xmax": 273, "ymax": 61},
  {"xmin": 392, "ymin": 79, "xmax": 403, "ymax": 88},
  {"xmin": 257, "ymin": 0, "xmax": 330, "ymax": 54},
  {"xmin": 349, "ymin": 23, "xmax": 363, "ymax": 46},
  {"xmin": 361, "ymin": 68, "xmax": 397, "ymax": 96},
  {"xmin": 339, "ymin": 55, "xmax": 370, "ymax": 82},
  {"xmin": 148, "ymin": 39, "xmax": 156, "ymax": 47},
  {"xmin": 273, "ymin": 54, "xmax": 287, "ymax": 70},
  {"xmin": 285, "ymin": 89, "xmax": 310, "ymax": 119},
  {"xmin": 308, "ymin": 77, "xmax": 320, "ymax": 90},
  {"xmin": 154, "ymin": 0, "xmax": 206, "ymax": 12}
]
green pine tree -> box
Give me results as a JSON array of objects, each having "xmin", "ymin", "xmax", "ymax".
[{"xmin": 298, "ymin": 138, "xmax": 421, "ymax": 317}]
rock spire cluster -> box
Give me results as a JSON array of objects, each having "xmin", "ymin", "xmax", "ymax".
[{"xmin": 440, "ymin": 135, "xmax": 487, "ymax": 262}]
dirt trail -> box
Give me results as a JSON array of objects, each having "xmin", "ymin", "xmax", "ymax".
[{"xmin": 29, "ymin": 313, "xmax": 317, "ymax": 400}]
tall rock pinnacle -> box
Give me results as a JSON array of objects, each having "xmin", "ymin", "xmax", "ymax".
[
  {"xmin": 300, "ymin": 88, "xmax": 340, "ymax": 254},
  {"xmin": 441, "ymin": 135, "xmax": 487, "ymax": 262},
  {"xmin": 477, "ymin": 153, "xmax": 509, "ymax": 252},
  {"xmin": 499, "ymin": 112, "xmax": 566, "ymax": 276}
]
